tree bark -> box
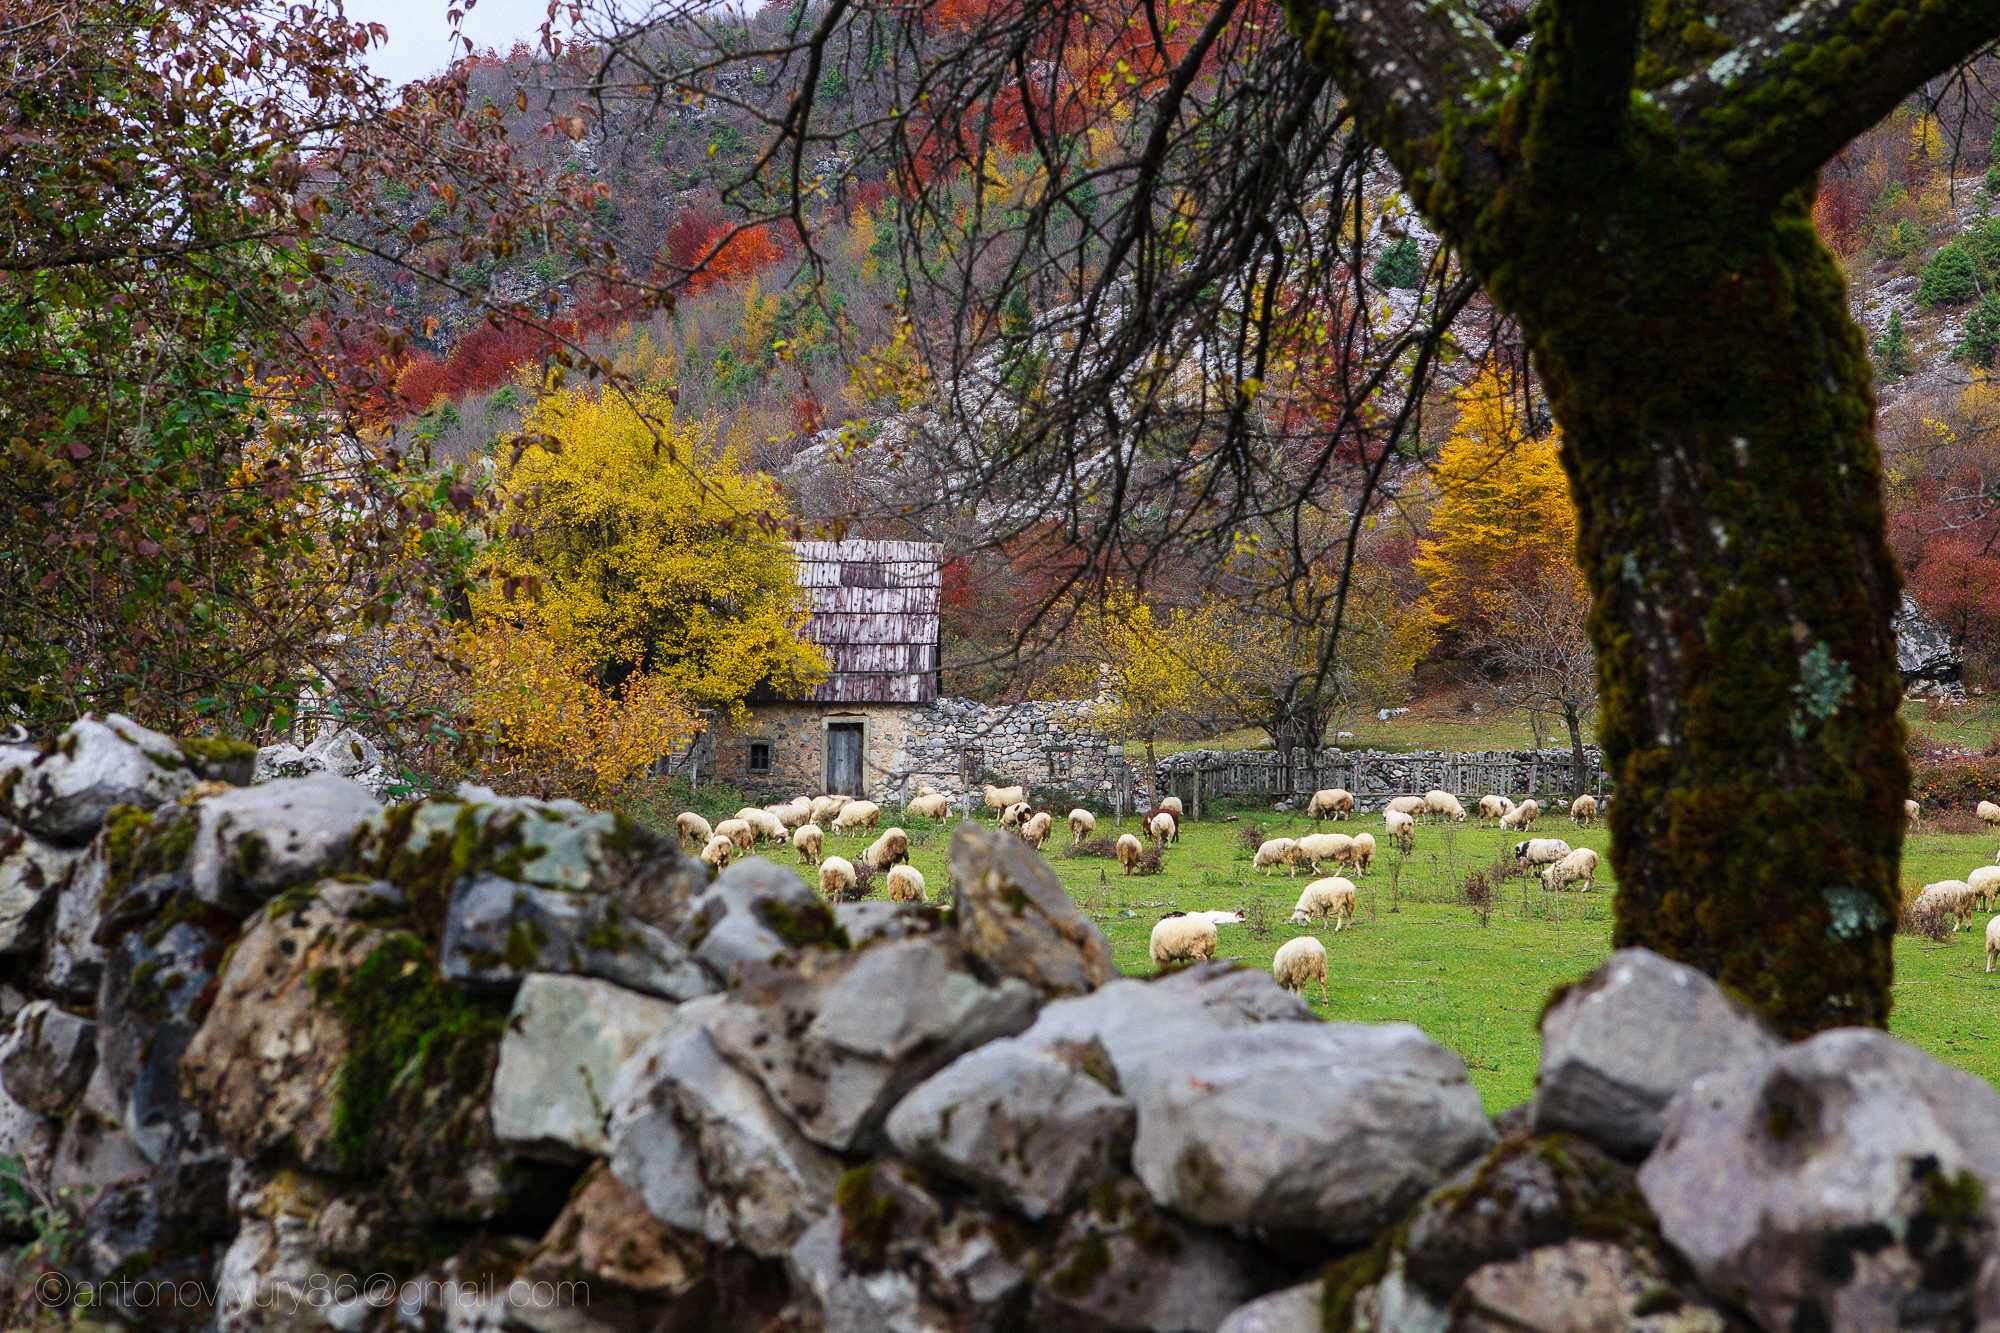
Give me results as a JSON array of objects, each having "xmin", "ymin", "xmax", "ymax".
[
  {"xmin": 1563, "ymin": 702, "xmax": 1587, "ymax": 805},
  {"xmin": 1283, "ymin": 0, "xmax": 1998, "ymax": 1034}
]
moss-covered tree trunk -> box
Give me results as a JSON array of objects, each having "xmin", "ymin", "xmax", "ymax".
[{"xmin": 1286, "ymin": 0, "xmax": 2000, "ymax": 1035}]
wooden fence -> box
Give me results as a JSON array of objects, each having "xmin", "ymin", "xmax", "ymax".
[{"xmin": 1155, "ymin": 747, "xmax": 1607, "ymax": 819}]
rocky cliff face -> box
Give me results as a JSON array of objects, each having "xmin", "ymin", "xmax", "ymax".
[{"xmin": 0, "ymin": 716, "xmax": 1994, "ymax": 1332}]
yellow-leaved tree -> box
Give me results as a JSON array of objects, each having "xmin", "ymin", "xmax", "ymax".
[{"xmin": 489, "ymin": 384, "xmax": 828, "ymax": 710}]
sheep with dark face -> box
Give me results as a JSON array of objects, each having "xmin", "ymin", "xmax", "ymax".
[{"xmin": 1513, "ymin": 838, "xmax": 1572, "ymax": 870}]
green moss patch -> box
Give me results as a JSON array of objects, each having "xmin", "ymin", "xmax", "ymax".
[{"xmin": 835, "ymin": 1163, "xmax": 902, "ymax": 1273}]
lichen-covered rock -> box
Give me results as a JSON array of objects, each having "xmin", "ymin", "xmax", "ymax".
[
  {"xmin": 186, "ymin": 775, "xmax": 381, "ymax": 913},
  {"xmin": 43, "ymin": 800, "xmax": 201, "ymax": 1002},
  {"xmin": 0, "ymin": 715, "xmax": 200, "ymax": 845},
  {"xmin": 2, "ymin": 1000, "xmax": 95, "ymax": 1117},
  {"xmin": 0, "ymin": 830, "xmax": 81, "ymax": 953},
  {"xmin": 886, "ymin": 1032, "xmax": 1132, "ymax": 1220},
  {"xmin": 491, "ymin": 974, "xmax": 679, "ymax": 1161},
  {"xmin": 1029, "ymin": 1176, "xmax": 1285, "ymax": 1333},
  {"xmin": 1534, "ymin": 948, "xmax": 1780, "ymax": 1160},
  {"xmin": 213, "ymin": 1166, "xmax": 345, "ymax": 1333},
  {"xmin": 834, "ymin": 898, "xmax": 940, "ymax": 945},
  {"xmin": 303, "ymin": 727, "xmax": 383, "ymax": 780},
  {"xmin": 1132, "ymin": 1021, "xmax": 1493, "ymax": 1242},
  {"xmin": 950, "ymin": 822, "xmax": 1118, "ymax": 996},
  {"xmin": 93, "ymin": 914, "xmax": 226, "ymax": 1163},
  {"xmin": 705, "ymin": 933, "xmax": 1040, "ymax": 1153},
  {"xmin": 605, "ymin": 1021, "xmax": 843, "ymax": 1257},
  {"xmin": 1216, "ymin": 1282, "xmax": 1321, "ymax": 1333},
  {"xmin": 250, "ymin": 743, "xmax": 319, "ymax": 784},
  {"xmin": 675, "ymin": 858, "xmax": 830, "ymax": 986},
  {"xmin": 1639, "ymin": 1027, "xmax": 2000, "ymax": 1333},
  {"xmin": 1454, "ymin": 1240, "xmax": 1729, "ymax": 1333},
  {"xmin": 440, "ymin": 872, "xmax": 716, "ymax": 1001}
]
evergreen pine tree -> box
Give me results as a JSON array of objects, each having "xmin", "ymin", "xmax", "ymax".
[
  {"xmin": 1918, "ymin": 243, "xmax": 1979, "ymax": 305},
  {"xmin": 1370, "ymin": 236, "xmax": 1423, "ymax": 289},
  {"xmin": 1960, "ymin": 296, "xmax": 2000, "ymax": 367},
  {"xmin": 1873, "ymin": 308, "xmax": 1915, "ymax": 379}
]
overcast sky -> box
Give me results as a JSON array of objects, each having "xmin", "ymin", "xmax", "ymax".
[{"xmin": 339, "ymin": 0, "xmax": 561, "ymax": 88}]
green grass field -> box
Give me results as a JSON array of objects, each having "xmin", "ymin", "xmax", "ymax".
[{"xmin": 790, "ymin": 805, "xmax": 2000, "ymax": 1114}]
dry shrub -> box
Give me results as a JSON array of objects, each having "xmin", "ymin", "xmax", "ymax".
[
  {"xmin": 1925, "ymin": 809, "xmax": 1986, "ymax": 837},
  {"xmin": 1900, "ymin": 885, "xmax": 1954, "ymax": 943},
  {"xmin": 1460, "ymin": 868, "xmax": 1495, "ymax": 927},
  {"xmin": 1236, "ymin": 824, "xmax": 1269, "ymax": 857},
  {"xmin": 1065, "ymin": 838, "xmax": 1120, "ymax": 859},
  {"xmin": 832, "ymin": 861, "xmax": 878, "ymax": 902},
  {"xmin": 1135, "ymin": 846, "xmax": 1166, "ymax": 876}
]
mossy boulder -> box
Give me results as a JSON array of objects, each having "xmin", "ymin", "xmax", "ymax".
[
  {"xmin": 186, "ymin": 774, "xmax": 381, "ymax": 914},
  {"xmin": 950, "ymin": 822, "xmax": 1118, "ymax": 997},
  {"xmin": 1, "ymin": 715, "xmax": 199, "ymax": 846}
]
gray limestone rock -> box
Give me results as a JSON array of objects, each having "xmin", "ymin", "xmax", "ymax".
[
  {"xmin": 491, "ymin": 974, "xmax": 679, "ymax": 1160},
  {"xmin": 302, "ymin": 728, "xmax": 382, "ymax": 780},
  {"xmin": 1216, "ymin": 1283, "xmax": 1323, "ymax": 1333},
  {"xmin": 0, "ymin": 714, "xmax": 198, "ymax": 845},
  {"xmin": 2, "ymin": 1000, "xmax": 95, "ymax": 1117},
  {"xmin": 1894, "ymin": 592, "xmax": 1961, "ymax": 682},
  {"xmin": 1454, "ymin": 1240, "xmax": 1729, "ymax": 1333},
  {"xmin": 675, "ymin": 858, "xmax": 831, "ymax": 985},
  {"xmin": 1132, "ymin": 1021, "xmax": 1494, "ymax": 1242},
  {"xmin": 885, "ymin": 1033, "xmax": 1132, "ymax": 1219},
  {"xmin": 950, "ymin": 821, "xmax": 1118, "ymax": 996},
  {"xmin": 187, "ymin": 774, "xmax": 381, "ymax": 912},
  {"xmin": 1639, "ymin": 1027, "xmax": 2000, "ymax": 1333},
  {"xmin": 93, "ymin": 916, "xmax": 223, "ymax": 1163},
  {"xmin": 0, "ymin": 831, "xmax": 80, "ymax": 953},
  {"xmin": 705, "ymin": 933, "xmax": 1040, "ymax": 1152},
  {"xmin": 834, "ymin": 898, "xmax": 939, "ymax": 945},
  {"xmin": 440, "ymin": 872, "xmax": 717, "ymax": 1001},
  {"xmin": 250, "ymin": 743, "xmax": 321, "ymax": 784},
  {"xmin": 1534, "ymin": 948, "xmax": 1781, "ymax": 1160}
]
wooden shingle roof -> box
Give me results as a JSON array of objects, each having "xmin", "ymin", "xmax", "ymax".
[{"xmin": 787, "ymin": 540, "xmax": 943, "ymax": 704}]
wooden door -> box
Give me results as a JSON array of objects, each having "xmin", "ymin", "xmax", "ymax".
[{"xmin": 827, "ymin": 723, "xmax": 864, "ymax": 796}]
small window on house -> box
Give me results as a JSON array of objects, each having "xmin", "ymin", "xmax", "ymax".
[{"xmin": 748, "ymin": 742, "xmax": 772, "ymax": 772}]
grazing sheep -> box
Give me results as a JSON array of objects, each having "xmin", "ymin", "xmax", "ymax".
[
  {"xmin": 714, "ymin": 818, "xmax": 755, "ymax": 852},
  {"xmin": 1904, "ymin": 798, "xmax": 1920, "ymax": 824},
  {"xmin": 1424, "ymin": 790, "xmax": 1468, "ymax": 823},
  {"xmin": 765, "ymin": 799, "xmax": 813, "ymax": 829},
  {"xmin": 1117, "ymin": 833, "xmax": 1144, "ymax": 874},
  {"xmin": 1513, "ymin": 838, "xmax": 1573, "ymax": 870},
  {"xmin": 1150, "ymin": 812, "xmax": 1178, "ymax": 846},
  {"xmin": 1969, "ymin": 865, "xmax": 2000, "ymax": 911},
  {"xmin": 1540, "ymin": 847, "xmax": 1601, "ymax": 892},
  {"xmin": 675, "ymin": 812, "xmax": 713, "ymax": 850},
  {"xmin": 905, "ymin": 792, "xmax": 951, "ymax": 820},
  {"xmin": 1916, "ymin": 880, "xmax": 1977, "ymax": 930},
  {"xmin": 819, "ymin": 856, "xmax": 857, "ymax": 900},
  {"xmin": 793, "ymin": 823, "xmax": 825, "ymax": 866},
  {"xmin": 1158, "ymin": 796, "xmax": 1185, "ymax": 820},
  {"xmin": 1980, "ymin": 801, "xmax": 2000, "ymax": 827},
  {"xmin": 1254, "ymin": 837, "xmax": 1301, "ymax": 877},
  {"xmin": 699, "ymin": 834, "xmax": 734, "ymax": 869},
  {"xmin": 1148, "ymin": 912, "xmax": 1219, "ymax": 968},
  {"xmin": 1000, "ymin": 801, "xmax": 1031, "ymax": 831},
  {"xmin": 1068, "ymin": 809, "xmax": 1097, "ymax": 845},
  {"xmin": 811, "ymin": 794, "xmax": 851, "ymax": 825},
  {"xmin": 1306, "ymin": 788, "xmax": 1355, "ymax": 821},
  {"xmin": 736, "ymin": 807, "xmax": 787, "ymax": 844},
  {"xmin": 1500, "ymin": 799, "xmax": 1542, "ymax": 831},
  {"xmin": 1272, "ymin": 936, "xmax": 1328, "ymax": 1004},
  {"xmin": 1020, "ymin": 811, "xmax": 1056, "ymax": 850},
  {"xmin": 1189, "ymin": 909, "xmax": 1247, "ymax": 926},
  {"xmin": 1385, "ymin": 795, "xmax": 1427, "ymax": 818},
  {"xmin": 984, "ymin": 785, "xmax": 1027, "ymax": 817},
  {"xmin": 832, "ymin": 800, "xmax": 882, "ymax": 834},
  {"xmin": 1988, "ymin": 915, "xmax": 2000, "ymax": 974},
  {"xmin": 1290, "ymin": 876, "xmax": 1357, "ymax": 930},
  {"xmin": 1351, "ymin": 832, "xmax": 1377, "ymax": 875},
  {"xmin": 1383, "ymin": 809, "xmax": 1416, "ymax": 853},
  {"xmin": 1476, "ymin": 795, "xmax": 1514, "ymax": 826},
  {"xmin": 887, "ymin": 864, "xmax": 928, "ymax": 904},
  {"xmin": 863, "ymin": 827, "xmax": 910, "ymax": 870},
  {"xmin": 1296, "ymin": 832, "xmax": 1354, "ymax": 874},
  {"xmin": 1570, "ymin": 795, "xmax": 1598, "ymax": 826}
]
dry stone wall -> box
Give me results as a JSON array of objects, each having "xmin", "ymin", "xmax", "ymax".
[{"xmin": 0, "ymin": 715, "xmax": 1989, "ymax": 1333}]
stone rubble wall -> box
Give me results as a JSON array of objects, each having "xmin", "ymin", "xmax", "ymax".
[{"xmin": 0, "ymin": 714, "xmax": 1991, "ymax": 1333}]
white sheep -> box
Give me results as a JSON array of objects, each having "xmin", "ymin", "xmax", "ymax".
[
  {"xmin": 1540, "ymin": 847, "xmax": 1601, "ymax": 892},
  {"xmin": 1513, "ymin": 837, "xmax": 1572, "ymax": 870},
  {"xmin": 714, "ymin": 818, "xmax": 755, "ymax": 852},
  {"xmin": 1254, "ymin": 837, "xmax": 1300, "ymax": 876},
  {"xmin": 905, "ymin": 792, "xmax": 951, "ymax": 820},
  {"xmin": 735, "ymin": 807, "xmax": 787, "ymax": 844},
  {"xmin": 1500, "ymin": 799, "xmax": 1541, "ymax": 831},
  {"xmin": 811, "ymin": 794, "xmax": 851, "ymax": 825},
  {"xmin": 1020, "ymin": 810, "xmax": 1055, "ymax": 850},
  {"xmin": 1290, "ymin": 876, "xmax": 1356, "ymax": 930},
  {"xmin": 765, "ymin": 799, "xmax": 813, "ymax": 829},
  {"xmin": 1351, "ymin": 832, "xmax": 1377, "ymax": 875},
  {"xmin": 675, "ymin": 812, "xmax": 713, "ymax": 850},
  {"xmin": 1272, "ymin": 936, "xmax": 1328, "ymax": 1004},
  {"xmin": 1117, "ymin": 833, "xmax": 1144, "ymax": 874},
  {"xmin": 1904, "ymin": 798, "xmax": 1920, "ymax": 824},
  {"xmin": 1068, "ymin": 809, "xmax": 1097, "ymax": 845},
  {"xmin": 1000, "ymin": 801, "xmax": 1031, "ymax": 830},
  {"xmin": 1971, "ymin": 865, "xmax": 2000, "ymax": 911},
  {"xmin": 819, "ymin": 856, "xmax": 857, "ymax": 900},
  {"xmin": 1980, "ymin": 801, "xmax": 2000, "ymax": 827},
  {"xmin": 887, "ymin": 864, "xmax": 927, "ymax": 904},
  {"xmin": 793, "ymin": 823, "xmax": 824, "ymax": 866},
  {"xmin": 1476, "ymin": 795, "xmax": 1513, "ymax": 826},
  {"xmin": 1188, "ymin": 909, "xmax": 1246, "ymax": 926},
  {"xmin": 1306, "ymin": 788, "xmax": 1355, "ymax": 821},
  {"xmin": 1385, "ymin": 795, "xmax": 1427, "ymax": 818},
  {"xmin": 1148, "ymin": 912, "xmax": 1218, "ymax": 968},
  {"xmin": 1570, "ymin": 795, "xmax": 1598, "ymax": 826},
  {"xmin": 699, "ymin": 834, "xmax": 734, "ymax": 869},
  {"xmin": 1384, "ymin": 809, "xmax": 1416, "ymax": 854},
  {"xmin": 984, "ymin": 784, "xmax": 1026, "ymax": 817},
  {"xmin": 1296, "ymin": 832, "xmax": 1353, "ymax": 874},
  {"xmin": 863, "ymin": 827, "xmax": 910, "ymax": 870},
  {"xmin": 1158, "ymin": 796, "xmax": 1185, "ymax": 820},
  {"xmin": 1150, "ymin": 812, "xmax": 1178, "ymax": 846},
  {"xmin": 1424, "ymin": 790, "xmax": 1467, "ymax": 823},
  {"xmin": 1916, "ymin": 880, "xmax": 1977, "ymax": 930},
  {"xmin": 832, "ymin": 800, "xmax": 881, "ymax": 834},
  {"xmin": 1988, "ymin": 915, "xmax": 2000, "ymax": 974}
]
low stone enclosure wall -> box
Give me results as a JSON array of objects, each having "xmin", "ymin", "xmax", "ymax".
[
  {"xmin": 0, "ymin": 714, "xmax": 1993, "ymax": 1332},
  {"xmin": 1157, "ymin": 745, "xmax": 1610, "ymax": 816}
]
